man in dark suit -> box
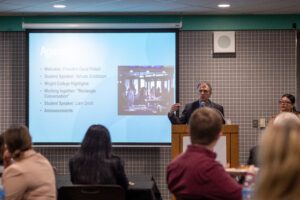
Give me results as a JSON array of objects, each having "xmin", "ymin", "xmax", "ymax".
[{"xmin": 168, "ymin": 81, "xmax": 224, "ymax": 124}]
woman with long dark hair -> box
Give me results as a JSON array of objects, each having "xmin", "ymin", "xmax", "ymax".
[
  {"xmin": 69, "ymin": 124, "xmax": 128, "ymax": 189},
  {"xmin": 279, "ymin": 93, "xmax": 298, "ymax": 113}
]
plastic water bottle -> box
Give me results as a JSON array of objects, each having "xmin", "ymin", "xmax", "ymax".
[
  {"xmin": 242, "ymin": 186, "xmax": 252, "ymax": 200},
  {"xmin": 242, "ymin": 173, "xmax": 255, "ymax": 200},
  {"xmin": 0, "ymin": 184, "xmax": 5, "ymax": 200}
]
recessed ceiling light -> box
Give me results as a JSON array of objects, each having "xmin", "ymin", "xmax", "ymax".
[
  {"xmin": 53, "ymin": 4, "xmax": 66, "ymax": 9},
  {"xmin": 218, "ymin": 4, "xmax": 230, "ymax": 8}
]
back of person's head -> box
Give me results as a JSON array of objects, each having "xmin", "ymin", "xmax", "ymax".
[
  {"xmin": 189, "ymin": 107, "xmax": 222, "ymax": 145},
  {"xmin": 80, "ymin": 124, "xmax": 112, "ymax": 159},
  {"xmin": 255, "ymin": 112, "xmax": 300, "ymax": 200},
  {"xmin": 71, "ymin": 125, "xmax": 116, "ymax": 184},
  {"xmin": 3, "ymin": 125, "xmax": 32, "ymax": 159}
]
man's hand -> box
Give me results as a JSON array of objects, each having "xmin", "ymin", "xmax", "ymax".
[{"xmin": 170, "ymin": 103, "xmax": 181, "ymax": 113}]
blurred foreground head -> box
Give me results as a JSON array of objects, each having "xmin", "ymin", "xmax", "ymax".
[{"xmin": 255, "ymin": 112, "xmax": 300, "ymax": 200}]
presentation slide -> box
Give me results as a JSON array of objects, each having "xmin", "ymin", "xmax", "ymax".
[{"xmin": 28, "ymin": 31, "xmax": 176, "ymax": 144}]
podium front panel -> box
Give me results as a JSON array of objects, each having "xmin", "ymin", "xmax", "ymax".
[{"xmin": 171, "ymin": 125, "xmax": 239, "ymax": 167}]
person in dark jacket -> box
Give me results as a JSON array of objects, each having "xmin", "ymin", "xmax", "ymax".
[
  {"xmin": 168, "ymin": 81, "xmax": 224, "ymax": 124},
  {"xmin": 247, "ymin": 145, "xmax": 259, "ymax": 167},
  {"xmin": 69, "ymin": 124, "xmax": 128, "ymax": 190}
]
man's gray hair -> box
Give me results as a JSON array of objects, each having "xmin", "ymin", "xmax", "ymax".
[{"xmin": 197, "ymin": 81, "xmax": 212, "ymax": 92}]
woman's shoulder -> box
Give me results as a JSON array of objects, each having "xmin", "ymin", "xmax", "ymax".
[
  {"xmin": 69, "ymin": 153, "xmax": 84, "ymax": 166},
  {"xmin": 111, "ymin": 154, "xmax": 121, "ymax": 159},
  {"xmin": 3, "ymin": 163, "xmax": 23, "ymax": 178},
  {"xmin": 107, "ymin": 155, "xmax": 125, "ymax": 167},
  {"xmin": 109, "ymin": 155, "xmax": 122, "ymax": 163}
]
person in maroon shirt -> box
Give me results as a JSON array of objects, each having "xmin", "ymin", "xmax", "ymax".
[{"xmin": 167, "ymin": 107, "xmax": 242, "ymax": 200}]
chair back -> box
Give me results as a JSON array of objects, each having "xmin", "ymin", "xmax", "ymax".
[{"xmin": 58, "ymin": 185, "xmax": 125, "ymax": 200}]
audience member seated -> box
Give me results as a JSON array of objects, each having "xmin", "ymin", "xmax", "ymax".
[
  {"xmin": 167, "ymin": 107, "xmax": 241, "ymax": 200},
  {"xmin": 254, "ymin": 112, "xmax": 300, "ymax": 200},
  {"xmin": 274, "ymin": 93, "xmax": 299, "ymax": 118},
  {"xmin": 247, "ymin": 94, "xmax": 300, "ymax": 167},
  {"xmin": 2, "ymin": 125, "xmax": 56, "ymax": 200},
  {"xmin": 69, "ymin": 124, "xmax": 128, "ymax": 190},
  {"xmin": 247, "ymin": 145, "xmax": 259, "ymax": 167}
]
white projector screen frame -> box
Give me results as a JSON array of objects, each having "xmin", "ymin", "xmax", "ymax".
[{"xmin": 26, "ymin": 29, "xmax": 178, "ymax": 146}]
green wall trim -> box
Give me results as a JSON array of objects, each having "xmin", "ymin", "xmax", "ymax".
[
  {"xmin": 181, "ymin": 15, "xmax": 300, "ymax": 30},
  {"xmin": 0, "ymin": 15, "xmax": 300, "ymax": 31},
  {"xmin": 0, "ymin": 17, "xmax": 23, "ymax": 31}
]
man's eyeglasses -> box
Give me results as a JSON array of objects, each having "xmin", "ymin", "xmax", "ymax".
[
  {"xmin": 199, "ymin": 90, "xmax": 210, "ymax": 94},
  {"xmin": 279, "ymin": 100, "xmax": 292, "ymax": 105}
]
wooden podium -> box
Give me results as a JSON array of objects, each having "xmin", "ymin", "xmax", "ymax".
[{"xmin": 171, "ymin": 124, "xmax": 239, "ymax": 167}]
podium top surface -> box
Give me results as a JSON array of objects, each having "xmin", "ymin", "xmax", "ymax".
[{"xmin": 172, "ymin": 124, "xmax": 239, "ymax": 134}]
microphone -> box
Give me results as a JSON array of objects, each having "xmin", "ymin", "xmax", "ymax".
[{"xmin": 200, "ymin": 101, "xmax": 205, "ymax": 108}]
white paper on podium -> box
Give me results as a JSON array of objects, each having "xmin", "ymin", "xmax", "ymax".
[{"xmin": 182, "ymin": 135, "xmax": 227, "ymax": 167}]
